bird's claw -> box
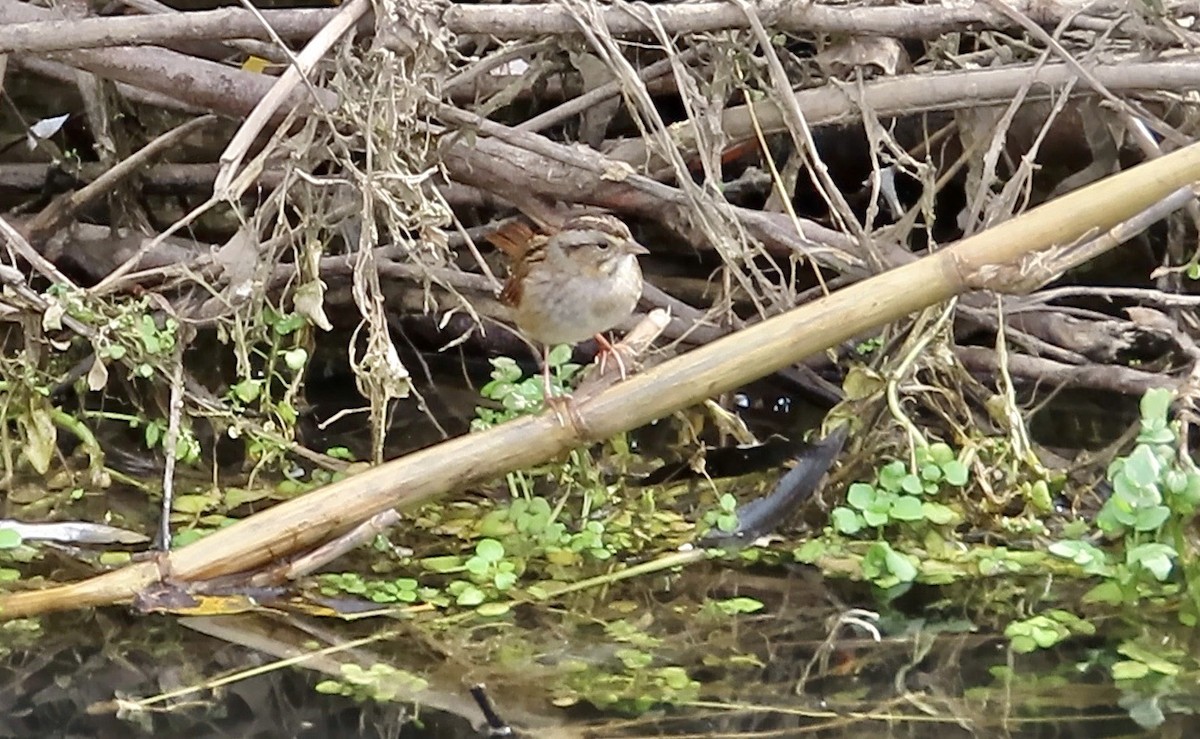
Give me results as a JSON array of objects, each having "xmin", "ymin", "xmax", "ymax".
[{"xmin": 594, "ymin": 333, "xmax": 634, "ymax": 381}]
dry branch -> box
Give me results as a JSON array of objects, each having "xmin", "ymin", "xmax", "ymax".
[
  {"xmin": 0, "ymin": 0, "xmax": 1146, "ymax": 53},
  {"xmin": 5, "ymin": 141, "xmax": 1200, "ymax": 618},
  {"xmin": 956, "ymin": 346, "xmax": 1175, "ymax": 396},
  {"xmin": 443, "ymin": 0, "xmax": 1140, "ymax": 39},
  {"xmin": 607, "ymin": 59, "xmax": 1200, "ymax": 165},
  {"xmin": 0, "ymin": 0, "xmax": 330, "ymax": 119},
  {"xmin": 0, "ymin": 7, "xmax": 340, "ymax": 53}
]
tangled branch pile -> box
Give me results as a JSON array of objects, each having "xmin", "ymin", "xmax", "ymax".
[{"xmin": 1, "ymin": 0, "xmax": 1199, "ymax": 491}]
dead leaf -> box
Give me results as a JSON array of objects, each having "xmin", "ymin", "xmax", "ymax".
[
  {"xmin": 818, "ymin": 36, "xmax": 910, "ymax": 78},
  {"xmin": 86, "ymin": 356, "xmax": 108, "ymax": 391},
  {"xmin": 600, "ymin": 159, "xmax": 634, "ymax": 181},
  {"xmin": 41, "ymin": 299, "xmax": 64, "ymax": 331},
  {"xmin": 19, "ymin": 403, "xmax": 57, "ymax": 475},
  {"xmin": 294, "ymin": 280, "xmax": 333, "ymax": 332}
]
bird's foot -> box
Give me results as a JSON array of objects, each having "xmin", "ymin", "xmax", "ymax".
[
  {"xmin": 543, "ymin": 391, "xmax": 587, "ymax": 429},
  {"xmin": 541, "ymin": 357, "xmax": 586, "ymax": 429},
  {"xmin": 594, "ymin": 333, "xmax": 635, "ymax": 381}
]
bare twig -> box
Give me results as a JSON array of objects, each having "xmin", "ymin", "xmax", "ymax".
[
  {"xmin": 0, "ymin": 7, "xmax": 339, "ymax": 54},
  {"xmin": 443, "ymin": 0, "xmax": 1157, "ymax": 39}
]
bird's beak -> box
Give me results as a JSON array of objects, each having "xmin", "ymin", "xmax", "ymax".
[{"xmin": 627, "ymin": 241, "xmax": 650, "ymax": 256}]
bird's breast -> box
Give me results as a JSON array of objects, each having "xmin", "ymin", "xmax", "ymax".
[{"xmin": 515, "ymin": 255, "xmax": 643, "ymax": 345}]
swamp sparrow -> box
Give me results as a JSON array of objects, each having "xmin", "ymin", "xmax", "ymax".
[{"xmin": 488, "ymin": 214, "xmax": 650, "ymax": 410}]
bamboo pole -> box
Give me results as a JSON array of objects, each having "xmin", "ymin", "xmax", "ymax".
[{"xmin": 5, "ymin": 140, "xmax": 1200, "ymax": 618}]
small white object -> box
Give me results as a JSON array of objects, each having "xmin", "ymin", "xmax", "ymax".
[{"xmin": 26, "ymin": 113, "xmax": 69, "ymax": 149}]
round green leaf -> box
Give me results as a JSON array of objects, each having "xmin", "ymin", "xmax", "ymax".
[
  {"xmin": 283, "ymin": 348, "xmax": 308, "ymax": 371},
  {"xmin": 476, "ymin": 538, "xmax": 505, "ymax": 562},
  {"xmin": 476, "ymin": 602, "xmax": 511, "ymax": 617},
  {"xmin": 831, "ymin": 507, "xmax": 863, "ymax": 534},
  {"xmin": 941, "ymin": 460, "xmax": 969, "ymax": 486},
  {"xmin": 889, "ymin": 495, "xmax": 924, "ymax": 521},
  {"xmin": 1112, "ymin": 660, "xmax": 1151, "ymax": 681},
  {"xmin": 0, "ymin": 528, "xmax": 23, "ymax": 549},
  {"xmin": 846, "ymin": 483, "xmax": 875, "ymax": 510}
]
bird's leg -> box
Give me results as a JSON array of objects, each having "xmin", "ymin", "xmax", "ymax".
[
  {"xmin": 540, "ymin": 344, "xmax": 556, "ymax": 402},
  {"xmin": 593, "ymin": 333, "xmax": 630, "ymax": 380}
]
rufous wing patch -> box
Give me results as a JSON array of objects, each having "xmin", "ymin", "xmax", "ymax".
[
  {"xmin": 485, "ymin": 220, "xmax": 538, "ymax": 259},
  {"xmin": 488, "ymin": 220, "xmax": 545, "ymax": 307}
]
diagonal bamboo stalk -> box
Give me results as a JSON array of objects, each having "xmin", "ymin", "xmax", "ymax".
[{"xmin": 5, "ymin": 141, "xmax": 1200, "ymax": 618}]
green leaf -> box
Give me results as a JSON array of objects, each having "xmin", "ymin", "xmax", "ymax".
[
  {"xmin": 421, "ymin": 555, "xmax": 463, "ymax": 573},
  {"xmin": 1164, "ymin": 469, "xmax": 1188, "ymax": 495},
  {"xmin": 927, "ymin": 442, "xmax": 955, "ymax": 465},
  {"xmin": 1111, "ymin": 660, "xmax": 1151, "ymax": 681},
  {"xmin": 283, "ymin": 348, "xmax": 308, "ymax": 371},
  {"xmin": 138, "ymin": 314, "xmax": 162, "ymax": 353},
  {"xmin": 1082, "ymin": 580, "xmax": 1126, "ymax": 605},
  {"xmin": 547, "ymin": 344, "xmax": 573, "ymax": 367},
  {"xmin": 616, "ymin": 648, "xmax": 653, "ymax": 669},
  {"xmin": 1179, "ymin": 473, "xmax": 1200, "ymax": 509},
  {"xmin": 1026, "ymin": 480, "xmax": 1053, "ymax": 512},
  {"xmin": 489, "ymin": 357, "xmax": 523, "ymax": 383},
  {"xmin": 465, "ymin": 557, "xmax": 489, "ymax": 576},
  {"xmin": 476, "ymin": 602, "xmax": 511, "ymax": 617},
  {"xmin": 659, "ymin": 666, "xmax": 693, "ymax": 689},
  {"xmin": 276, "ymin": 400, "xmax": 297, "ymax": 426},
  {"xmin": 1140, "ymin": 426, "xmax": 1175, "ymax": 445},
  {"xmin": 231, "ymin": 379, "xmax": 262, "ymax": 404},
  {"xmin": 941, "ymin": 460, "xmax": 969, "ymax": 486},
  {"xmin": 172, "ymin": 494, "xmax": 213, "ymax": 514},
  {"xmin": 1009, "ymin": 635, "xmax": 1038, "ymax": 654},
  {"xmin": 1118, "ymin": 642, "xmax": 1182, "ymax": 675},
  {"xmin": 889, "ymin": 495, "xmax": 924, "ymax": 521},
  {"xmin": 831, "ymin": 507, "xmax": 863, "ymax": 534},
  {"xmin": 1048, "ymin": 540, "xmax": 1110, "ymax": 575},
  {"xmin": 1139, "ymin": 388, "xmax": 1173, "ymax": 425},
  {"xmin": 0, "ymin": 528, "xmax": 23, "ymax": 549},
  {"xmin": 1031, "ymin": 623, "xmax": 1063, "ymax": 648},
  {"xmin": 272, "ymin": 313, "xmax": 307, "ymax": 335},
  {"xmin": 476, "ymin": 538, "xmax": 505, "ymax": 562},
  {"xmin": 862, "ymin": 543, "xmax": 887, "ymax": 579},
  {"xmin": 1123, "ymin": 446, "xmax": 1162, "ymax": 489},
  {"xmin": 862, "ymin": 508, "xmax": 889, "ymax": 527},
  {"xmin": 921, "ymin": 502, "xmax": 958, "ymax": 525},
  {"xmin": 884, "ymin": 548, "xmax": 918, "ymax": 582},
  {"xmin": 716, "ymin": 597, "xmax": 764, "ymax": 614},
  {"xmin": 877, "ymin": 461, "xmax": 907, "ymax": 491},
  {"xmin": 1128, "ymin": 543, "xmax": 1175, "ymax": 581},
  {"xmin": 902, "ymin": 472, "xmax": 926, "ymax": 496},
  {"xmin": 1132, "ymin": 505, "xmax": 1170, "ymax": 532},
  {"xmin": 456, "ymin": 586, "xmax": 486, "ymax": 606},
  {"xmin": 793, "ymin": 540, "xmax": 826, "ymax": 563},
  {"xmin": 846, "ymin": 483, "xmax": 875, "ymax": 511}
]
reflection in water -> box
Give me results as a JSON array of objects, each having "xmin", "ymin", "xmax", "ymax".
[{"xmin": 0, "ymin": 569, "xmax": 1146, "ymax": 738}]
